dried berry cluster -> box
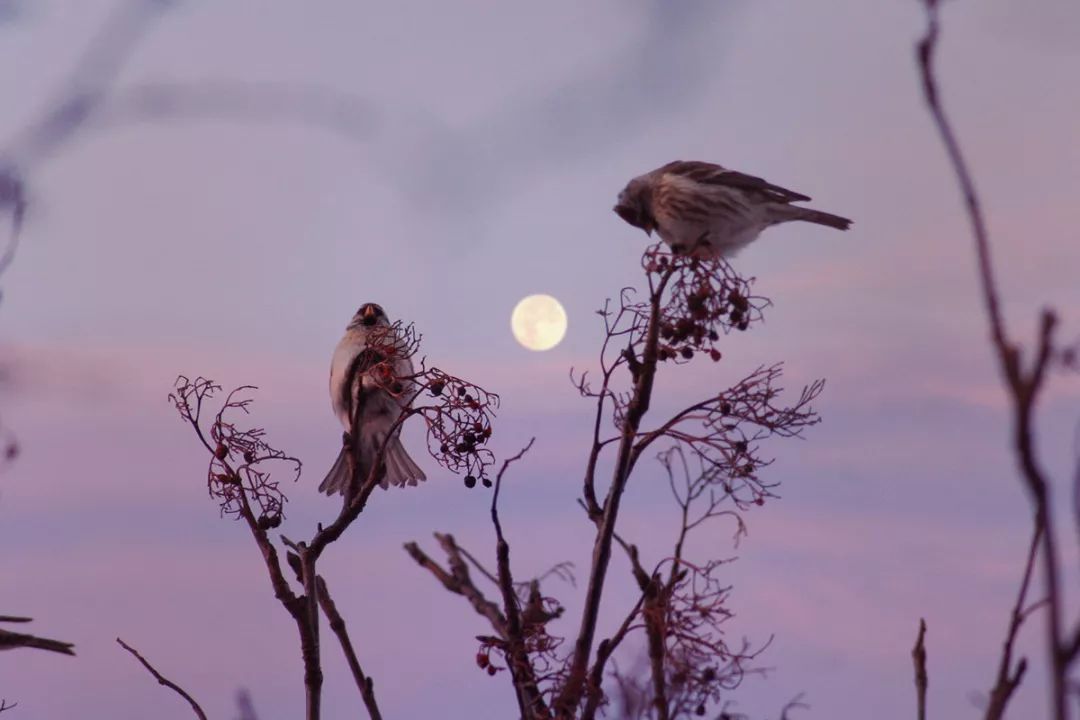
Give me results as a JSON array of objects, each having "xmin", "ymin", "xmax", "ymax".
[
  {"xmin": 658, "ymin": 560, "xmax": 755, "ymax": 715},
  {"xmin": 354, "ymin": 322, "xmax": 500, "ymax": 488},
  {"xmin": 643, "ymin": 248, "xmax": 766, "ymax": 365},
  {"xmin": 170, "ymin": 376, "xmax": 299, "ymax": 526},
  {"xmin": 612, "ymin": 558, "xmax": 763, "ymax": 720},
  {"xmin": 475, "ymin": 584, "xmax": 569, "ymax": 708},
  {"xmin": 415, "ymin": 369, "xmax": 498, "ymax": 488}
]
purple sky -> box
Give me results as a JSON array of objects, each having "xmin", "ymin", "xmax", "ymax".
[{"xmin": 3, "ymin": 1, "xmax": 1080, "ymax": 718}]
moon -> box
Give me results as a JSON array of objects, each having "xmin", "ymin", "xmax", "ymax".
[{"xmin": 511, "ymin": 294, "xmax": 567, "ymax": 351}]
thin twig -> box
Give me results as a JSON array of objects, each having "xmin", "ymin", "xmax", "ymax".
[
  {"xmin": 316, "ymin": 576, "xmax": 383, "ymax": 720},
  {"xmin": 912, "ymin": 619, "xmax": 928, "ymax": 720},
  {"xmin": 489, "ymin": 438, "xmax": 545, "ymax": 719},
  {"xmin": 558, "ymin": 265, "xmax": 676, "ymax": 715},
  {"xmin": 985, "ymin": 522, "xmax": 1043, "ymax": 720},
  {"xmin": 116, "ymin": 638, "xmax": 208, "ymax": 720}
]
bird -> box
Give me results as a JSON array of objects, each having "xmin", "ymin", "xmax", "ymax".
[
  {"xmin": 0, "ymin": 616, "xmax": 75, "ymax": 656},
  {"xmin": 319, "ymin": 302, "xmax": 426, "ymax": 496},
  {"xmin": 613, "ymin": 160, "xmax": 851, "ymax": 259}
]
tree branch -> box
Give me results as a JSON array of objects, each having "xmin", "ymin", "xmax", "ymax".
[
  {"xmin": 117, "ymin": 637, "xmax": 207, "ymax": 720},
  {"xmin": 404, "ymin": 534, "xmax": 508, "ymax": 634},
  {"xmin": 985, "ymin": 522, "xmax": 1042, "ymax": 720},
  {"xmin": 490, "ymin": 438, "xmax": 547, "ymax": 719},
  {"xmin": 917, "ymin": 4, "xmax": 1070, "ymax": 718},
  {"xmin": 315, "ymin": 576, "xmax": 383, "ymax": 720},
  {"xmin": 912, "ymin": 619, "xmax": 928, "ymax": 720},
  {"xmin": 557, "ymin": 264, "xmax": 676, "ymax": 715}
]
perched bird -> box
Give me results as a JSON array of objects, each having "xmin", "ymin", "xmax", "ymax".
[
  {"xmin": 614, "ymin": 160, "xmax": 851, "ymax": 258},
  {"xmin": 319, "ymin": 303, "xmax": 426, "ymax": 496},
  {"xmin": 0, "ymin": 616, "xmax": 75, "ymax": 656}
]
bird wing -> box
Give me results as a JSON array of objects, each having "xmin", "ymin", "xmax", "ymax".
[
  {"xmin": 333, "ymin": 346, "xmax": 387, "ymax": 430},
  {"xmin": 658, "ymin": 160, "xmax": 811, "ymax": 203}
]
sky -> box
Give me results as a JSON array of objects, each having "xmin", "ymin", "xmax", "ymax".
[{"xmin": 2, "ymin": 0, "xmax": 1080, "ymax": 718}]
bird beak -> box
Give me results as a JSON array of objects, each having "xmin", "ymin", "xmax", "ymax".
[
  {"xmin": 613, "ymin": 203, "xmax": 636, "ymax": 226},
  {"xmin": 362, "ymin": 305, "xmax": 378, "ymax": 325}
]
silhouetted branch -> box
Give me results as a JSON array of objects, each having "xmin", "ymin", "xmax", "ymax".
[
  {"xmin": 985, "ymin": 524, "xmax": 1042, "ymax": 720},
  {"xmin": 917, "ymin": 3, "xmax": 1075, "ymax": 719},
  {"xmin": 411, "ymin": 242, "xmax": 821, "ymax": 718},
  {"xmin": 405, "ymin": 533, "xmax": 509, "ymax": 637},
  {"xmin": 171, "ymin": 313, "xmax": 493, "ymax": 719},
  {"xmin": 488, "ymin": 438, "xmax": 548, "ymax": 718},
  {"xmin": 235, "ymin": 689, "xmax": 260, "ymax": 720},
  {"xmin": 315, "ymin": 576, "xmax": 383, "ymax": 720},
  {"xmin": 562, "ymin": 247, "xmax": 819, "ymax": 718},
  {"xmin": 912, "ymin": 619, "xmax": 927, "ymax": 720},
  {"xmin": 117, "ymin": 637, "xmax": 207, "ymax": 720},
  {"xmin": 0, "ymin": 616, "xmax": 74, "ymax": 656}
]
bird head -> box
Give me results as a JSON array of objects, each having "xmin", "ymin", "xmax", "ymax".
[
  {"xmin": 613, "ymin": 178, "xmax": 657, "ymax": 236},
  {"xmin": 352, "ymin": 302, "xmax": 389, "ymax": 328}
]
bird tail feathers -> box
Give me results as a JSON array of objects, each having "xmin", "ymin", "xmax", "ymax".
[
  {"xmin": 318, "ymin": 434, "xmax": 425, "ymax": 495},
  {"xmin": 771, "ymin": 205, "xmax": 852, "ymax": 231},
  {"xmin": 382, "ymin": 436, "xmax": 426, "ymax": 489},
  {"xmin": 318, "ymin": 445, "xmax": 353, "ymax": 496}
]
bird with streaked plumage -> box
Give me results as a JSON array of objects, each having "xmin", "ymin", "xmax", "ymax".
[{"xmin": 614, "ymin": 160, "xmax": 852, "ymax": 259}]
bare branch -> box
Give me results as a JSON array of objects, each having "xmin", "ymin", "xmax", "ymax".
[
  {"xmin": 315, "ymin": 576, "xmax": 383, "ymax": 720},
  {"xmin": 117, "ymin": 637, "xmax": 207, "ymax": 720},
  {"xmin": 0, "ymin": 616, "xmax": 74, "ymax": 656},
  {"xmin": 912, "ymin": 619, "xmax": 927, "ymax": 720},
  {"xmin": 916, "ymin": 4, "xmax": 1071, "ymax": 718},
  {"xmin": 487, "ymin": 438, "xmax": 550, "ymax": 719},
  {"xmin": 985, "ymin": 523, "xmax": 1042, "ymax": 719},
  {"xmin": 405, "ymin": 534, "xmax": 508, "ymax": 634}
]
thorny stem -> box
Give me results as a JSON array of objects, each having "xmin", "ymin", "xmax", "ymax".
[{"xmin": 917, "ymin": 4, "xmax": 1069, "ymax": 719}]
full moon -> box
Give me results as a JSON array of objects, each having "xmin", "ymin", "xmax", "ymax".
[{"xmin": 511, "ymin": 294, "xmax": 567, "ymax": 351}]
